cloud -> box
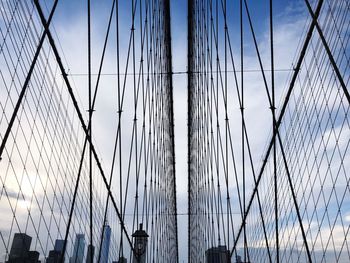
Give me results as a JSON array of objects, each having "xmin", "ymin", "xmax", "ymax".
[{"xmin": 0, "ymin": 0, "xmax": 348, "ymax": 262}]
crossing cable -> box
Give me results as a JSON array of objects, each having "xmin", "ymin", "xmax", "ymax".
[
  {"xmin": 116, "ymin": 0, "xmax": 122, "ymax": 258},
  {"xmin": 53, "ymin": 0, "xmax": 122, "ymax": 259},
  {"xmin": 32, "ymin": 0, "xmax": 136, "ymax": 256},
  {"xmin": 208, "ymin": 1, "xmax": 272, "ymax": 260},
  {"xmin": 220, "ymin": 0, "xmax": 271, "ymax": 260},
  {"xmin": 94, "ymin": 0, "xmax": 118, "ymax": 261},
  {"xmin": 87, "ymin": 0, "xmax": 94, "ymax": 260},
  {"xmin": 0, "ymin": 0, "xmax": 58, "ymax": 161},
  {"xmin": 269, "ymin": 6, "xmax": 342, "ymax": 254},
  {"xmin": 115, "ymin": 0, "xmax": 123, "ymax": 258},
  {"xmin": 144, "ymin": 0, "xmax": 158, "ymax": 259},
  {"xmin": 275, "ymin": 28, "xmax": 348, "ymax": 260},
  {"xmin": 276, "ymin": 1, "xmax": 350, "ymax": 257},
  {"xmin": 222, "ymin": 0, "xmax": 232, "ymax": 252},
  {"xmin": 0, "ymin": 1, "xmax": 179, "ymax": 261},
  {"xmin": 0, "ymin": 0, "xmax": 88, "ymax": 255},
  {"xmin": 0, "ymin": 18, "xmax": 60, "ymax": 254},
  {"xmin": 269, "ymin": 0, "xmax": 279, "ymax": 261},
  {"xmin": 239, "ymin": 0, "xmax": 313, "ymax": 260},
  {"xmin": 218, "ymin": 0, "xmax": 275, "ymax": 259},
  {"xmin": 218, "ymin": 2, "xmax": 273, "ymax": 260},
  {"xmin": 56, "ymin": 0, "xmax": 148, "ymax": 260},
  {"xmin": 189, "ymin": 0, "xmax": 252, "ymax": 260},
  {"xmin": 239, "ymin": 0, "xmax": 248, "ymax": 260},
  {"xmin": 276, "ymin": 0, "xmax": 349, "ymax": 259},
  {"xmin": 119, "ymin": 1, "xmax": 147, "ymax": 259},
  {"xmin": 206, "ymin": 0, "xmax": 226, "ymax": 250},
  {"xmin": 86, "ymin": 0, "xmax": 177, "ymax": 260},
  {"xmin": 304, "ymin": 0, "xmax": 350, "ymax": 106},
  {"xmin": 189, "ymin": 0, "xmax": 230, "ymax": 260},
  {"xmin": 207, "ymin": 0, "xmax": 218, "ymax": 255},
  {"xmin": 131, "ymin": 0, "xmax": 139, "ymax": 243},
  {"xmin": 0, "ymin": 1, "xmax": 72, "ymax": 254},
  {"xmin": 214, "ymin": 0, "xmax": 222, "ymax": 248},
  {"xmin": 241, "ymin": 0, "xmax": 330, "ymax": 258},
  {"xmin": 230, "ymin": 0, "xmax": 324, "ymax": 257}
]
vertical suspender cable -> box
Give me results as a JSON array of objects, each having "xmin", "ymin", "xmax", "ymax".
[
  {"xmin": 239, "ymin": 0, "xmax": 248, "ymax": 260},
  {"xmin": 87, "ymin": 0, "xmax": 94, "ymax": 261},
  {"xmin": 269, "ymin": 0, "xmax": 279, "ymax": 262},
  {"xmin": 223, "ymin": 0, "xmax": 229, "ymax": 251}
]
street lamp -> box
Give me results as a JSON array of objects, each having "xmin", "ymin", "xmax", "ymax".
[{"xmin": 132, "ymin": 223, "xmax": 148, "ymax": 263}]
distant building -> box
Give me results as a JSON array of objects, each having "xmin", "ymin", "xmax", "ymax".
[
  {"xmin": 86, "ymin": 244, "xmax": 94, "ymax": 263},
  {"xmin": 70, "ymin": 234, "xmax": 85, "ymax": 263},
  {"xmin": 28, "ymin": 251, "xmax": 40, "ymax": 262},
  {"xmin": 54, "ymin": 240, "xmax": 64, "ymax": 252},
  {"xmin": 8, "ymin": 233, "xmax": 31, "ymax": 260},
  {"xmin": 100, "ymin": 225, "xmax": 111, "ymax": 263},
  {"xmin": 46, "ymin": 239, "xmax": 65, "ymax": 263},
  {"xmin": 205, "ymin": 245, "xmax": 230, "ymax": 263},
  {"xmin": 6, "ymin": 233, "xmax": 40, "ymax": 263}
]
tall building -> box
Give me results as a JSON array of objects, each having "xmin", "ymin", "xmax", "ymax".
[
  {"xmin": 54, "ymin": 240, "xmax": 64, "ymax": 252},
  {"xmin": 6, "ymin": 233, "xmax": 40, "ymax": 263},
  {"xmin": 205, "ymin": 246, "xmax": 230, "ymax": 263},
  {"xmin": 100, "ymin": 225, "xmax": 111, "ymax": 263},
  {"xmin": 28, "ymin": 251, "xmax": 40, "ymax": 262},
  {"xmin": 46, "ymin": 239, "xmax": 65, "ymax": 263},
  {"xmin": 70, "ymin": 234, "xmax": 85, "ymax": 263},
  {"xmin": 86, "ymin": 244, "xmax": 94, "ymax": 263},
  {"xmin": 8, "ymin": 233, "xmax": 31, "ymax": 260}
]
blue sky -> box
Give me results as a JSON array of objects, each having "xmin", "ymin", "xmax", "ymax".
[
  {"xmin": 43, "ymin": 0, "xmax": 311, "ymax": 261},
  {"xmin": 1, "ymin": 0, "xmax": 348, "ymax": 262}
]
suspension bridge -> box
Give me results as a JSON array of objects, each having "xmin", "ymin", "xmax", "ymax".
[{"xmin": 0, "ymin": 0, "xmax": 349, "ymax": 262}]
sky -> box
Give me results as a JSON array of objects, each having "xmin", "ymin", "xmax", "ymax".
[
  {"xmin": 0, "ymin": 0, "xmax": 349, "ymax": 262},
  {"xmin": 37, "ymin": 0, "xmax": 312, "ymax": 261}
]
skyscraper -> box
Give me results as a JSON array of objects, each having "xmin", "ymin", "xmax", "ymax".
[
  {"xmin": 7, "ymin": 233, "xmax": 40, "ymax": 263},
  {"xmin": 54, "ymin": 240, "xmax": 64, "ymax": 252},
  {"xmin": 8, "ymin": 233, "xmax": 32, "ymax": 260},
  {"xmin": 70, "ymin": 234, "xmax": 85, "ymax": 263},
  {"xmin": 205, "ymin": 246, "xmax": 230, "ymax": 263},
  {"xmin": 46, "ymin": 239, "xmax": 65, "ymax": 263},
  {"xmin": 86, "ymin": 244, "xmax": 95, "ymax": 263},
  {"xmin": 100, "ymin": 225, "xmax": 111, "ymax": 263}
]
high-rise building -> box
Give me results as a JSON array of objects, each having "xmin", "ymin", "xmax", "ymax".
[
  {"xmin": 46, "ymin": 239, "xmax": 65, "ymax": 263},
  {"xmin": 205, "ymin": 245, "xmax": 230, "ymax": 263},
  {"xmin": 54, "ymin": 240, "xmax": 64, "ymax": 252},
  {"xmin": 86, "ymin": 244, "xmax": 94, "ymax": 263},
  {"xmin": 8, "ymin": 233, "xmax": 32, "ymax": 260},
  {"xmin": 70, "ymin": 234, "xmax": 85, "ymax": 263},
  {"xmin": 100, "ymin": 225, "xmax": 111, "ymax": 263},
  {"xmin": 6, "ymin": 233, "xmax": 40, "ymax": 263},
  {"xmin": 28, "ymin": 251, "xmax": 40, "ymax": 262}
]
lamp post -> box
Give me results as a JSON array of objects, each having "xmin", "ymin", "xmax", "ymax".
[{"xmin": 132, "ymin": 223, "xmax": 148, "ymax": 263}]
